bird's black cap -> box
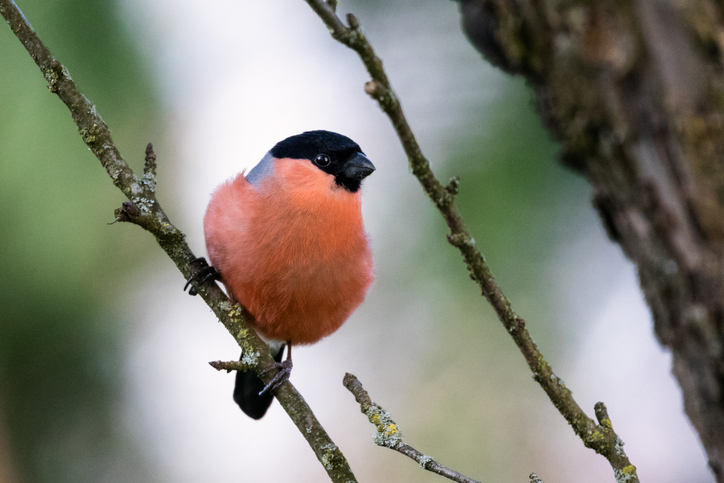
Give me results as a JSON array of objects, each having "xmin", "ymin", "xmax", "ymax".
[{"xmin": 270, "ymin": 130, "xmax": 375, "ymax": 192}]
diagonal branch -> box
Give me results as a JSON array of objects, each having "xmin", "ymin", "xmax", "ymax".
[
  {"xmin": 0, "ymin": 1, "xmax": 356, "ymax": 481},
  {"xmin": 304, "ymin": 1, "xmax": 640, "ymax": 481},
  {"xmin": 344, "ymin": 373, "xmax": 483, "ymax": 483}
]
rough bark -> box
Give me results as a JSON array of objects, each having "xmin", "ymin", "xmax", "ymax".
[{"xmin": 459, "ymin": 0, "xmax": 724, "ymax": 479}]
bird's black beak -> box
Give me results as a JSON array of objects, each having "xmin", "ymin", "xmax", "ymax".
[{"xmin": 343, "ymin": 152, "xmax": 375, "ymax": 180}]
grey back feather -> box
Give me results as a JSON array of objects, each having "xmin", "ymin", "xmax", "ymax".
[{"xmin": 245, "ymin": 152, "xmax": 275, "ymax": 186}]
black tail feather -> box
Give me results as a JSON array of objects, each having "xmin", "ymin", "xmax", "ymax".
[{"xmin": 233, "ymin": 345, "xmax": 285, "ymax": 419}]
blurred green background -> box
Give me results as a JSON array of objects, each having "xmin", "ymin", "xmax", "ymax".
[
  {"xmin": 0, "ymin": 1, "xmax": 713, "ymax": 482},
  {"xmin": 0, "ymin": 0, "xmax": 160, "ymax": 480}
]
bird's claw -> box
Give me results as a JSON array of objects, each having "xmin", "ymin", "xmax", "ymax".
[
  {"xmin": 184, "ymin": 257, "xmax": 221, "ymax": 296},
  {"xmin": 258, "ymin": 359, "xmax": 293, "ymax": 396}
]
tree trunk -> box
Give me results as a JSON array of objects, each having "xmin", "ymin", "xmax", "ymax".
[{"xmin": 459, "ymin": 0, "xmax": 724, "ymax": 479}]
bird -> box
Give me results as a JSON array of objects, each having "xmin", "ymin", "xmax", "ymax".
[{"xmin": 189, "ymin": 130, "xmax": 375, "ymax": 419}]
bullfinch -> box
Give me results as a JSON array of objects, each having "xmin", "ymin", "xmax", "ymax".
[{"xmin": 193, "ymin": 130, "xmax": 375, "ymax": 419}]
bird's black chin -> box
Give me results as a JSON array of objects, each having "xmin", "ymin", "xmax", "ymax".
[{"xmin": 335, "ymin": 176, "xmax": 362, "ymax": 192}]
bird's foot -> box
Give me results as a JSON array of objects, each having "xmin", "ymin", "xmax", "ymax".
[
  {"xmin": 184, "ymin": 257, "xmax": 221, "ymax": 296},
  {"xmin": 258, "ymin": 358, "xmax": 293, "ymax": 396}
]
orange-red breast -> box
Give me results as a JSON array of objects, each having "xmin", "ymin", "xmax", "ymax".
[{"xmin": 202, "ymin": 130, "xmax": 375, "ymax": 418}]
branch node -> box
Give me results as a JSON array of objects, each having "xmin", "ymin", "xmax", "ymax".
[
  {"xmin": 122, "ymin": 200, "xmax": 141, "ymax": 216},
  {"xmin": 343, "ymin": 372, "xmax": 372, "ymax": 410},
  {"xmin": 209, "ymin": 360, "xmax": 243, "ymax": 372},
  {"xmin": 326, "ymin": 0, "xmax": 337, "ymax": 12},
  {"xmin": 446, "ymin": 232, "xmax": 467, "ymax": 248},
  {"xmin": 364, "ymin": 80, "xmax": 379, "ymax": 96},
  {"xmin": 112, "ymin": 201, "xmax": 141, "ymax": 224},
  {"xmin": 209, "ymin": 351, "xmax": 261, "ymax": 373},
  {"xmin": 594, "ymin": 401, "xmax": 612, "ymax": 429},
  {"xmin": 143, "ymin": 142, "xmax": 157, "ymax": 182},
  {"xmin": 346, "ymin": 13, "xmax": 360, "ymax": 30},
  {"xmin": 445, "ymin": 176, "xmax": 460, "ymax": 195},
  {"xmin": 363, "ymin": 80, "xmax": 398, "ymax": 111}
]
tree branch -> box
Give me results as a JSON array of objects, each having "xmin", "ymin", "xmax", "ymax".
[
  {"xmin": 0, "ymin": 1, "xmax": 356, "ymax": 481},
  {"xmin": 344, "ymin": 374, "xmax": 482, "ymax": 483},
  {"xmin": 304, "ymin": 1, "xmax": 639, "ymax": 481},
  {"xmin": 209, "ymin": 359, "xmax": 256, "ymax": 372}
]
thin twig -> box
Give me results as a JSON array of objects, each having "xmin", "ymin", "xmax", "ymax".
[
  {"xmin": 304, "ymin": 1, "xmax": 639, "ymax": 481},
  {"xmin": 343, "ymin": 374, "xmax": 482, "ymax": 483},
  {"xmin": 143, "ymin": 142, "xmax": 158, "ymax": 186},
  {"xmin": 0, "ymin": 1, "xmax": 356, "ymax": 481},
  {"xmin": 209, "ymin": 359, "xmax": 255, "ymax": 372}
]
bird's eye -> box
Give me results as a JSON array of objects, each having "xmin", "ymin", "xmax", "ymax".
[{"xmin": 314, "ymin": 154, "xmax": 331, "ymax": 167}]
